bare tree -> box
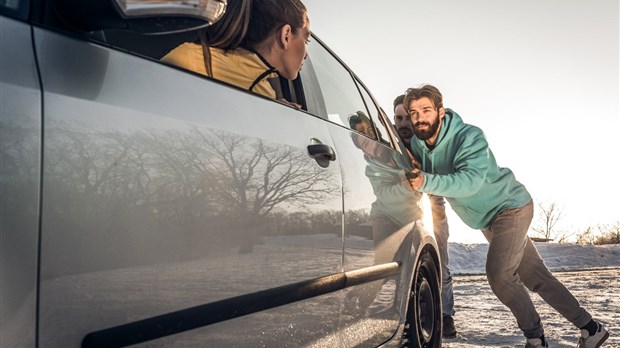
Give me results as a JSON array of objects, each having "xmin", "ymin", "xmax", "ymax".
[
  {"xmin": 573, "ymin": 222, "xmax": 620, "ymax": 245},
  {"xmin": 556, "ymin": 231, "xmax": 577, "ymax": 244},
  {"xmin": 575, "ymin": 226, "xmax": 595, "ymax": 245},
  {"xmin": 593, "ymin": 221, "xmax": 620, "ymax": 245},
  {"xmin": 531, "ymin": 201, "xmax": 563, "ymax": 241}
]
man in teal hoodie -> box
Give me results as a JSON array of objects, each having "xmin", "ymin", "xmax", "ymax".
[{"xmin": 403, "ymin": 84, "xmax": 608, "ymax": 348}]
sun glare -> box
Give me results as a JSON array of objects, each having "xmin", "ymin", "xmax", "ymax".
[{"xmin": 421, "ymin": 193, "xmax": 434, "ymax": 236}]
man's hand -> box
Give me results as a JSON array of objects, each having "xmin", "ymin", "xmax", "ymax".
[
  {"xmin": 407, "ymin": 168, "xmax": 424, "ymax": 190},
  {"xmin": 405, "ymin": 157, "xmax": 424, "ymax": 190}
]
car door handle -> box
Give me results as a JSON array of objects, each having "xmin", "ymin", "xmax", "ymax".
[{"xmin": 307, "ymin": 140, "xmax": 336, "ymax": 168}]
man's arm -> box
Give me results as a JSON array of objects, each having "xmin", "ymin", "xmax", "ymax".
[{"xmin": 409, "ymin": 129, "xmax": 490, "ymax": 198}]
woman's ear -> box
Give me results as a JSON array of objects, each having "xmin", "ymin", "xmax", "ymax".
[{"xmin": 278, "ymin": 24, "xmax": 293, "ymax": 49}]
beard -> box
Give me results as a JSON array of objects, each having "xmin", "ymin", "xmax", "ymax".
[
  {"xmin": 397, "ymin": 127, "xmax": 413, "ymax": 141},
  {"xmin": 413, "ymin": 118, "xmax": 440, "ymax": 141}
]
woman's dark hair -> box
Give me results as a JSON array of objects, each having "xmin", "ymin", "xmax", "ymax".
[{"xmin": 205, "ymin": 0, "xmax": 307, "ymax": 50}]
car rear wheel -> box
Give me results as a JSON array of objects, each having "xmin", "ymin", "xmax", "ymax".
[{"xmin": 401, "ymin": 250, "xmax": 441, "ymax": 348}]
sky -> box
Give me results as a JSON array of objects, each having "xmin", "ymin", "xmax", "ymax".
[{"xmin": 304, "ymin": 0, "xmax": 620, "ymax": 243}]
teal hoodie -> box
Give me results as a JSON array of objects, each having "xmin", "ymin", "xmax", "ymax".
[{"xmin": 409, "ymin": 109, "xmax": 531, "ymax": 229}]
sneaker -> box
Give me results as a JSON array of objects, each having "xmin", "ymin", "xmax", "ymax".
[
  {"xmin": 577, "ymin": 321, "xmax": 609, "ymax": 348},
  {"xmin": 525, "ymin": 336, "xmax": 549, "ymax": 348},
  {"xmin": 442, "ymin": 315, "xmax": 457, "ymax": 339}
]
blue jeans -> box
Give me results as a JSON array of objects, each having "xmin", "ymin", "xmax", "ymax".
[
  {"xmin": 429, "ymin": 195, "xmax": 454, "ymax": 316},
  {"xmin": 482, "ymin": 200, "xmax": 592, "ymax": 339}
]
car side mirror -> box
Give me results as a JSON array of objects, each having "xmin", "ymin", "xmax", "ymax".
[{"xmin": 50, "ymin": 0, "xmax": 227, "ymax": 34}]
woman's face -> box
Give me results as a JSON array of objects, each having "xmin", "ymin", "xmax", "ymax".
[{"xmin": 280, "ymin": 13, "xmax": 310, "ymax": 80}]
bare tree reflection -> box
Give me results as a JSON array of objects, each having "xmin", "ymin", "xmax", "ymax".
[
  {"xmin": 202, "ymin": 130, "xmax": 334, "ymax": 215},
  {"xmin": 196, "ymin": 129, "xmax": 336, "ymax": 252},
  {"xmin": 40, "ymin": 123, "xmax": 339, "ymax": 276}
]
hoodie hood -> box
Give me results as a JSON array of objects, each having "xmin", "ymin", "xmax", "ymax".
[{"xmin": 411, "ymin": 108, "xmax": 460, "ymax": 154}]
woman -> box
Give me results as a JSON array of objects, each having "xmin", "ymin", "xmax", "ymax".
[{"xmin": 162, "ymin": 0, "xmax": 310, "ymax": 101}]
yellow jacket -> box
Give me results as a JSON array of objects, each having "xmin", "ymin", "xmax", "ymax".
[{"xmin": 161, "ymin": 43, "xmax": 278, "ymax": 99}]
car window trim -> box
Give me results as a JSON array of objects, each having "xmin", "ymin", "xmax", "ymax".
[
  {"xmin": 304, "ymin": 35, "xmax": 401, "ymax": 149},
  {"xmin": 353, "ymin": 77, "xmax": 403, "ymax": 151}
]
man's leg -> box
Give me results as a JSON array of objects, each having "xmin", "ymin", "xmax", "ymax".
[
  {"xmin": 429, "ymin": 194, "xmax": 458, "ymax": 338},
  {"xmin": 516, "ymin": 231, "xmax": 592, "ymax": 328},
  {"xmin": 482, "ymin": 200, "xmax": 544, "ymax": 339},
  {"xmin": 429, "ymin": 195, "xmax": 454, "ymax": 317}
]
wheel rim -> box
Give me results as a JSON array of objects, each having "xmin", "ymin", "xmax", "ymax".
[
  {"xmin": 417, "ymin": 274, "xmax": 435, "ymax": 343},
  {"xmin": 401, "ymin": 252, "xmax": 440, "ymax": 348}
]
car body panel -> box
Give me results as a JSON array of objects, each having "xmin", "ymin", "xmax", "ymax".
[
  {"xmin": 0, "ymin": 16, "xmax": 41, "ymax": 348},
  {"xmin": 0, "ymin": 1, "xmax": 441, "ymax": 346},
  {"xmin": 332, "ymin": 125, "xmax": 420, "ymax": 346},
  {"xmin": 301, "ymin": 37, "xmax": 431, "ymax": 347},
  {"xmin": 34, "ymin": 28, "xmax": 345, "ymax": 346}
]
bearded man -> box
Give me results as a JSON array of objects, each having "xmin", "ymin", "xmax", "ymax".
[{"xmin": 404, "ymin": 84, "xmax": 608, "ymax": 348}]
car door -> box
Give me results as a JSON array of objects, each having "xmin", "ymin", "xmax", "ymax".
[
  {"xmin": 302, "ymin": 39, "xmax": 424, "ymax": 346},
  {"xmin": 0, "ymin": 2, "xmax": 41, "ymax": 347},
  {"xmin": 33, "ymin": 21, "xmax": 347, "ymax": 347}
]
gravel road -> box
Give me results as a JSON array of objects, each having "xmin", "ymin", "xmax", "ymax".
[{"xmin": 444, "ymin": 269, "xmax": 620, "ymax": 347}]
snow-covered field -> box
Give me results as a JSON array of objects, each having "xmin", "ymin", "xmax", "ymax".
[
  {"xmin": 449, "ymin": 243, "xmax": 620, "ymax": 275},
  {"xmin": 445, "ymin": 243, "xmax": 620, "ymax": 348}
]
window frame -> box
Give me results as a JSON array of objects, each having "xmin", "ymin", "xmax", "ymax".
[
  {"xmin": 98, "ymin": 28, "xmax": 314, "ymax": 112},
  {"xmin": 300, "ymin": 36, "xmax": 376, "ymax": 136},
  {"xmin": 28, "ymin": 11, "xmax": 312, "ymax": 112},
  {"xmin": 301, "ymin": 34, "xmax": 403, "ymax": 153},
  {"xmin": 353, "ymin": 77, "xmax": 393, "ymax": 146}
]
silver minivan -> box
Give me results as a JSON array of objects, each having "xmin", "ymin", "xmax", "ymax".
[{"xmin": 0, "ymin": 0, "xmax": 442, "ymax": 346}]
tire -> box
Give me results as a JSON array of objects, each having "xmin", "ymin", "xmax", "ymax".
[{"xmin": 401, "ymin": 250, "xmax": 441, "ymax": 348}]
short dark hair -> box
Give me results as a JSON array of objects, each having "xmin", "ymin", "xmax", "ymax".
[
  {"xmin": 393, "ymin": 94, "xmax": 405, "ymax": 112},
  {"xmin": 403, "ymin": 84, "xmax": 443, "ymax": 111}
]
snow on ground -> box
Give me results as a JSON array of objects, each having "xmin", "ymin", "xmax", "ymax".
[
  {"xmin": 445, "ymin": 243, "xmax": 620, "ymax": 348},
  {"xmin": 449, "ymin": 242, "xmax": 620, "ymax": 275}
]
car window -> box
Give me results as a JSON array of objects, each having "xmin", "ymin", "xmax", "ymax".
[
  {"xmin": 86, "ymin": 29, "xmax": 304, "ymax": 108},
  {"xmin": 305, "ymin": 40, "xmax": 378, "ymax": 140},
  {"xmin": 298, "ymin": 57, "xmax": 327, "ymax": 118},
  {"xmin": 356, "ymin": 79, "xmax": 392, "ymax": 146},
  {"xmin": 0, "ymin": 0, "xmax": 28, "ymax": 19}
]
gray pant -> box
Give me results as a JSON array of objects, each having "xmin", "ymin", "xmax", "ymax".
[
  {"xmin": 429, "ymin": 195, "xmax": 454, "ymax": 316},
  {"xmin": 482, "ymin": 200, "xmax": 592, "ymax": 338}
]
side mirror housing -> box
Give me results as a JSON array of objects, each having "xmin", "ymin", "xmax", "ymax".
[{"xmin": 50, "ymin": 0, "xmax": 227, "ymax": 34}]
